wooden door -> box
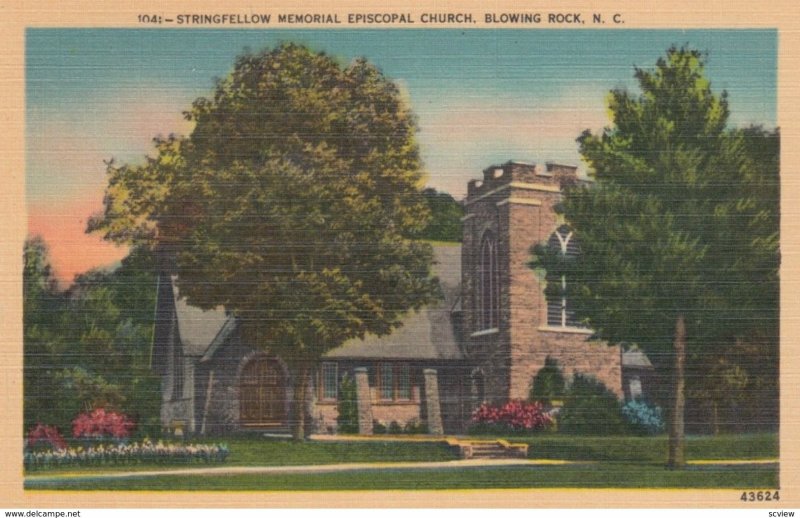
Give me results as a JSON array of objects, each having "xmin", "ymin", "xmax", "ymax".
[{"xmin": 240, "ymin": 357, "xmax": 286, "ymax": 427}]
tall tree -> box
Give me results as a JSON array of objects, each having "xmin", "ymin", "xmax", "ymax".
[
  {"xmin": 417, "ymin": 188, "xmax": 463, "ymax": 242},
  {"xmin": 24, "ymin": 238, "xmax": 161, "ymax": 434},
  {"xmin": 23, "ymin": 237, "xmax": 67, "ymax": 431},
  {"xmin": 531, "ymin": 47, "xmax": 779, "ymax": 467},
  {"xmin": 89, "ymin": 43, "xmax": 439, "ymax": 439}
]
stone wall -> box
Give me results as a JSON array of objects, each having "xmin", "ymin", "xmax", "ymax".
[
  {"xmin": 160, "ymin": 398, "xmax": 192, "ymax": 434},
  {"xmin": 463, "ymin": 161, "xmax": 624, "ymax": 404},
  {"xmin": 510, "ymin": 330, "xmax": 623, "ymax": 398},
  {"xmin": 461, "ymin": 164, "xmax": 511, "ymax": 404},
  {"xmin": 313, "ymin": 364, "xmax": 453, "ymax": 434},
  {"xmin": 371, "ymin": 403, "xmax": 422, "ymax": 428},
  {"xmin": 197, "ymin": 342, "xmax": 295, "ymax": 435},
  {"xmin": 315, "ymin": 401, "xmax": 423, "ymax": 434},
  {"xmin": 189, "ymin": 350, "xmax": 446, "ymax": 436},
  {"xmin": 325, "ymin": 366, "xmax": 423, "ymax": 432},
  {"xmin": 315, "ymin": 402, "xmax": 339, "ymax": 434}
]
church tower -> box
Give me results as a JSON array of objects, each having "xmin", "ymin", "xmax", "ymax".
[{"xmin": 461, "ymin": 161, "xmax": 622, "ymax": 405}]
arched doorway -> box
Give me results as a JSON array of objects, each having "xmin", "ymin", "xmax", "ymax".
[{"xmin": 239, "ymin": 356, "xmax": 287, "ymax": 428}]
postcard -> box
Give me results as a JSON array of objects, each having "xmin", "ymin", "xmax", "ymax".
[{"xmin": 2, "ymin": 0, "xmax": 796, "ymax": 511}]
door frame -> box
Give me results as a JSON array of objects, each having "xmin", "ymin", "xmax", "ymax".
[{"xmin": 238, "ymin": 354, "xmax": 289, "ymax": 428}]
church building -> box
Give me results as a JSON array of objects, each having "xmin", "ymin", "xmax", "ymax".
[{"xmin": 151, "ymin": 161, "xmax": 652, "ymax": 436}]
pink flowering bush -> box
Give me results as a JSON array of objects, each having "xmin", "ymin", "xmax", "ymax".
[
  {"xmin": 470, "ymin": 400, "xmax": 553, "ymax": 435},
  {"xmin": 26, "ymin": 424, "xmax": 67, "ymax": 451},
  {"xmin": 72, "ymin": 408, "xmax": 136, "ymax": 440}
]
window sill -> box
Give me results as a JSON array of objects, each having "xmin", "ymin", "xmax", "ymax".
[
  {"xmin": 471, "ymin": 328, "xmax": 499, "ymax": 337},
  {"xmin": 375, "ymin": 400, "xmax": 417, "ymax": 405},
  {"xmin": 538, "ymin": 325, "xmax": 594, "ymax": 335}
]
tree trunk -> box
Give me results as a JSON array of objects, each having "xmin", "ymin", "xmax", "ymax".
[
  {"xmin": 291, "ymin": 363, "xmax": 310, "ymax": 441},
  {"xmin": 668, "ymin": 314, "xmax": 687, "ymax": 469},
  {"xmin": 712, "ymin": 401, "xmax": 719, "ymax": 435}
]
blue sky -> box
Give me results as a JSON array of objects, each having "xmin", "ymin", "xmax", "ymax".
[{"xmin": 25, "ymin": 28, "xmax": 777, "ymax": 280}]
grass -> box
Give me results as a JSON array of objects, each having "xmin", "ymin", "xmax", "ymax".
[
  {"xmin": 508, "ymin": 433, "xmax": 778, "ymax": 462},
  {"xmin": 25, "ymin": 463, "xmax": 778, "ymax": 491},
  {"xmin": 222, "ymin": 437, "xmax": 459, "ymax": 466},
  {"xmin": 24, "ymin": 433, "xmax": 779, "ymax": 489},
  {"xmin": 24, "ymin": 437, "xmax": 460, "ymax": 474}
]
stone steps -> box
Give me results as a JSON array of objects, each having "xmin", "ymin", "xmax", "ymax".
[{"xmin": 447, "ymin": 439, "xmax": 528, "ymax": 459}]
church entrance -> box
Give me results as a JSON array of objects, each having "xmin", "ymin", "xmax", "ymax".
[{"xmin": 239, "ymin": 356, "xmax": 287, "ymax": 428}]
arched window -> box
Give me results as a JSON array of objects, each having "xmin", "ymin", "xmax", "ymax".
[
  {"xmin": 478, "ymin": 233, "xmax": 499, "ymax": 330},
  {"xmin": 546, "ymin": 225, "xmax": 581, "ymax": 328}
]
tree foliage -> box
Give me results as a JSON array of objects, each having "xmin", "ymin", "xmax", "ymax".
[
  {"xmin": 23, "ymin": 238, "xmax": 160, "ymax": 435},
  {"xmin": 336, "ymin": 373, "xmax": 359, "ymax": 434},
  {"xmin": 88, "ymin": 43, "xmax": 440, "ymax": 438},
  {"xmin": 24, "ymin": 237, "xmax": 69, "ymax": 432},
  {"xmin": 416, "ymin": 188, "xmax": 463, "ymax": 242},
  {"xmin": 531, "ymin": 47, "xmax": 779, "ymax": 466},
  {"xmin": 558, "ymin": 374, "xmax": 627, "ymax": 436},
  {"xmin": 529, "ymin": 356, "xmax": 566, "ymax": 403}
]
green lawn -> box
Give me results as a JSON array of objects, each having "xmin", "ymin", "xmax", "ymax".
[
  {"xmin": 511, "ymin": 433, "xmax": 778, "ymax": 462},
  {"xmin": 24, "ymin": 433, "xmax": 779, "ymax": 490},
  {"xmin": 223, "ymin": 437, "xmax": 459, "ymax": 466},
  {"xmin": 26, "ymin": 462, "xmax": 777, "ymax": 491},
  {"xmin": 24, "ymin": 438, "xmax": 460, "ymax": 474}
]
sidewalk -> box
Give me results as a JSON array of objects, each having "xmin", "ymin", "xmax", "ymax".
[
  {"xmin": 24, "ymin": 457, "xmax": 778, "ymax": 484},
  {"xmin": 25, "ymin": 458, "xmax": 576, "ymax": 483}
]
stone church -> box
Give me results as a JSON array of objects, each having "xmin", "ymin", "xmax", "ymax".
[{"xmin": 151, "ymin": 161, "xmax": 653, "ymax": 436}]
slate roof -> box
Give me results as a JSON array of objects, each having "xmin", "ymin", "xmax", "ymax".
[
  {"xmin": 170, "ymin": 276, "xmax": 232, "ymax": 357},
  {"xmin": 163, "ymin": 244, "xmax": 653, "ymax": 368},
  {"xmin": 324, "ymin": 244, "xmax": 464, "ymax": 361},
  {"xmin": 165, "ymin": 245, "xmax": 464, "ymax": 361}
]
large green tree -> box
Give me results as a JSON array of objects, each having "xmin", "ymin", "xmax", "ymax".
[
  {"xmin": 23, "ymin": 238, "xmax": 160, "ymax": 435},
  {"xmin": 23, "ymin": 237, "xmax": 68, "ymax": 431},
  {"xmin": 531, "ymin": 47, "xmax": 779, "ymax": 467},
  {"xmin": 89, "ymin": 43, "xmax": 439, "ymax": 439}
]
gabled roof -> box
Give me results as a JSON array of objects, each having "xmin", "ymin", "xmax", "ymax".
[
  {"xmin": 158, "ymin": 244, "xmax": 465, "ymax": 362},
  {"xmin": 324, "ymin": 245, "xmax": 464, "ymax": 361},
  {"xmin": 170, "ymin": 276, "xmax": 233, "ymax": 357}
]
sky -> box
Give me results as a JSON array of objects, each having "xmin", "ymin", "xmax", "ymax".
[{"xmin": 26, "ymin": 29, "xmax": 777, "ymax": 284}]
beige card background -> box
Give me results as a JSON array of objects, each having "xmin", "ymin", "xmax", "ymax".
[{"xmin": 1, "ymin": 0, "xmax": 797, "ymax": 508}]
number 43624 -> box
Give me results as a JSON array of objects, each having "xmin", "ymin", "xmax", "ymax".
[{"xmin": 741, "ymin": 491, "xmax": 779, "ymax": 502}]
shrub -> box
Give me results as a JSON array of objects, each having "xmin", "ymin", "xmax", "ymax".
[
  {"xmin": 558, "ymin": 373, "xmax": 627, "ymax": 435},
  {"xmin": 622, "ymin": 399, "xmax": 665, "ymax": 435},
  {"xmin": 403, "ymin": 419, "xmax": 428, "ymax": 434},
  {"xmin": 529, "ymin": 357, "xmax": 566, "ymax": 404},
  {"xmin": 26, "ymin": 424, "xmax": 67, "ymax": 451},
  {"xmin": 388, "ymin": 421, "xmax": 403, "ymax": 434},
  {"xmin": 72, "ymin": 408, "xmax": 136, "ymax": 440},
  {"xmin": 336, "ymin": 373, "xmax": 359, "ymax": 434},
  {"xmin": 469, "ymin": 400, "xmax": 553, "ymax": 435},
  {"xmin": 373, "ymin": 420, "xmax": 387, "ymax": 434}
]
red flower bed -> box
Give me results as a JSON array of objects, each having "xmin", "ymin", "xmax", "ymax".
[
  {"xmin": 72, "ymin": 408, "xmax": 136, "ymax": 439},
  {"xmin": 26, "ymin": 424, "xmax": 67, "ymax": 451},
  {"xmin": 470, "ymin": 400, "xmax": 553, "ymax": 433}
]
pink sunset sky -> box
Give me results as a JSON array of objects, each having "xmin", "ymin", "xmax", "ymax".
[{"xmin": 26, "ymin": 29, "xmax": 776, "ymax": 286}]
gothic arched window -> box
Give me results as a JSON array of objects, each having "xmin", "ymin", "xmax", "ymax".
[
  {"xmin": 478, "ymin": 232, "xmax": 500, "ymax": 330},
  {"xmin": 546, "ymin": 225, "xmax": 581, "ymax": 328}
]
